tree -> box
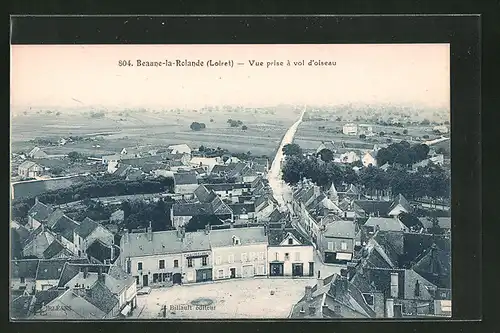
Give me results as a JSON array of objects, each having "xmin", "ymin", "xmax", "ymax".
[
  {"xmin": 68, "ymin": 151, "xmax": 83, "ymax": 161},
  {"xmin": 242, "ymin": 125, "xmax": 248, "ymax": 130},
  {"xmin": 210, "ymin": 118, "xmax": 214, "ymax": 122},
  {"xmin": 282, "ymin": 143, "xmax": 303, "ymax": 157},
  {"xmin": 421, "ymin": 119, "xmax": 430, "ymax": 125},
  {"xmin": 50, "ymin": 166, "xmax": 64, "ymax": 175},
  {"xmin": 190, "ymin": 122, "xmax": 206, "ymax": 131},
  {"xmin": 199, "ymin": 145, "xmax": 206, "ymax": 152},
  {"xmin": 403, "ymin": 129, "xmax": 408, "ymax": 135},
  {"xmin": 318, "ymin": 148, "xmax": 334, "ymax": 162},
  {"xmin": 379, "ymin": 131, "xmax": 385, "ymax": 136},
  {"xmin": 185, "ymin": 215, "xmax": 224, "ymax": 232},
  {"xmin": 359, "ymin": 134, "xmax": 367, "ymax": 139}
]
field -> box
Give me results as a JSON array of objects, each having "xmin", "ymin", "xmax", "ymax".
[
  {"xmin": 294, "ymin": 119, "xmax": 441, "ymax": 151},
  {"xmin": 11, "ymin": 107, "xmax": 299, "ymax": 157}
]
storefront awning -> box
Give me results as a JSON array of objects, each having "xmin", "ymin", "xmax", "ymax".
[
  {"xmin": 336, "ymin": 253, "xmax": 352, "ymax": 261},
  {"xmin": 121, "ymin": 304, "xmax": 131, "ymax": 316}
]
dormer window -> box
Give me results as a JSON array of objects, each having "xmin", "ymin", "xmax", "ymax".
[
  {"xmin": 288, "ymin": 238, "xmax": 293, "ymax": 245},
  {"xmin": 362, "ymin": 293, "xmax": 374, "ymax": 306},
  {"xmin": 232, "ymin": 236, "xmax": 240, "ymax": 245}
]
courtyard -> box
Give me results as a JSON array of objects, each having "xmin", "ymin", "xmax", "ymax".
[{"xmin": 133, "ymin": 277, "xmax": 318, "ymax": 319}]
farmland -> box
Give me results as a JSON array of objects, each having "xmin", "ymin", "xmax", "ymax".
[{"xmin": 11, "ymin": 106, "xmax": 299, "ymax": 158}]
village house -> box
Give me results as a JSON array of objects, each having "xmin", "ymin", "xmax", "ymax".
[
  {"xmin": 267, "ymin": 223, "xmax": 315, "ymax": 277},
  {"xmin": 338, "ymin": 151, "xmax": 360, "ymax": 164},
  {"xmin": 417, "ymin": 217, "xmax": 451, "ymax": 234},
  {"xmin": 412, "ymin": 154, "xmax": 445, "ymax": 171},
  {"xmin": 351, "ymin": 194, "xmax": 412, "ymax": 219},
  {"xmin": 27, "ymin": 198, "xmax": 54, "ymax": 230},
  {"xmin": 34, "ymin": 258, "xmax": 89, "ymax": 292},
  {"xmin": 74, "ymin": 217, "xmax": 115, "ymax": 256},
  {"xmin": 86, "ymin": 239, "xmax": 121, "ymax": 265},
  {"xmin": 358, "ymin": 124, "xmax": 374, "ymax": 136},
  {"xmin": 119, "ymin": 226, "xmax": 212, "ymax": 287},
  {"xmin": 254, "ymin": 194, "xmax": 277, "ymax": 222},
  {"xmin": 318, "ymin": 219, "xmax": 357, "ymax": 264},
  {"xmin": 173, "ymin": 172, "xmax": 199, "ymax": 194},
  {"xmin": 363, "ymin": 217, "xmax": 409, "ymax": 234},
  {"xmin": 210, "ymin": 227, "xmax": 268, "ymax": 280},
  {"xmin": 22, "ymin": 226, "xmax": 57, "ymax": 258},
  {"xmin": 229, "ymin": 203, "xmax": 256, "ymax": 221},
  {"xmin": 342, "ymin": 123, "xmax": 358, "ymax": 136},
  {"xmin": 42, "ymin": 238, "xmax": 74, "ymax": 259},
  {"xmin": 171, "ymin": 185, "xmax": 234, "ymax": 227},
  {"xmin": 11, "ymin": 295, "xmax": 36, "ymax": 319},
  {"xmin": 101, "ymin": 154, "xmax": 121, "ymax": 166},
  {"xmin": 35, "ymin": 279, "xmax": 120, "ymax": 319},
  {"xmin": 167, "ymin": 144, "xmax": 192, "ymax": 155},
  {"xmin": 18, "ymin": 161, "xmax": 43, "ymax": 178},
  {"xmin": 362, "ymin": 150, "xmax": 378, "ymax": 167},
  {"xmin": 11, "ymin": 259, "xmax": 39, "ymax": 296},
  {"xmin": 57, "ymin": 263, "xmax": 137, "ymax": 317},
  {"xmin": 189, "ymin": 157, "xmax": 221, "ymax": 174},
  {"xmin": 110, "ymin": 209, "xmax": 125, "ymax": 224},
  {"xmin": 28, "ymin": 147, "xmax": 48, "ymax": 159},
  {"xmin": 205, "ymin": 183, "xmax": 252, "ymax": 200},
  {"xmin": 45, "ymin": 211, "xmax": 80, "ymax": 255}
]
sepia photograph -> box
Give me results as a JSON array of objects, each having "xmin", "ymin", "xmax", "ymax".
[{"xmin": 10, "ymin": 43, "xmax": 451, "ymax": 320}]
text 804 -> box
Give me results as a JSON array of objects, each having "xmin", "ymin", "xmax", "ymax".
[{"xmin": 118, "ymin": 60, "xmax": 133, "ymax": 67}]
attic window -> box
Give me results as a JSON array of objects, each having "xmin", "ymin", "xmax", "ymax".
[
  {"xmin": 288, "ymin": 238, "xmax": 293, "ymax": 245},
  {"xmin": 362, "ymin": 293, "xmax": 374, "ymax": 306}
]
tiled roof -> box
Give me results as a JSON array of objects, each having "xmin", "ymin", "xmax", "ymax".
[
  {"xmin": 389, "ymin": 194, "xmax": 412, "ymax": 213},
  {"xmin": 11, "ymin": 259, "xmax": 40, "ymax": 279},
  {"xmin": 52, "ymin": 215, "xmax": 80, "ymax": 242},
  {"xmin": 28, "ymin": 201, "xmax": 54, "ymax": 222},
  {"xmin": 353, "ymin": 201, "xmax": 392, "ymax": 216},
  {"xmin": 194, "ymin": 185, "xmax": 217, "ymax": 203},
  {"xmin": 86, "ymin": 240, "xmax": 120, "ymax": 264},
  {"xmin": 211, "ymin": 197, "xmax": 233, "ymax": 215},
  {"xmin": 122, "ymin": 230, "xmax": 210, "ymax": 257},
  {"xmin": 46, "ymin": 209, "xmax": 65, "ymax": 229},
  {"xmin": 174, "ymin": 172, "xmax": 198, "ymax": 185},
  {"xmin": 324, "ymin": 220, "xmax": 356, "ymax": 239},
  {"xmin": 75, "ymin": 217, "xmax": 99, "ymax": 239},
  {"xmin": 36, "ymin": 259, "xmax": 89, "ymax": 280},
  {"xmin": 11, "ymin": 295, "xmax": 35, "ymax": 319},
  {"xmin": 113, "ymin": 164, "xmax": 132, "ymax": 177},
  {"xmin": 205, "ymin": 183, "xmax": 249, "ymax": 192},
  {"xmin": 83, "ymin": 280, "xmax": 119, "ymax": 314},
  {"xmin": 42, "ymin": 239, "xmax": 69, "ymax": 259},
  {"xmin": 209, "ymin": 227, "xmax": 268, "ymax": 248},
  {"xmin": 33, "ymin": 288, "xmax": 66, "ymax": 312},
  {"xmin": 268, "ymin": 227, "xmax": 312, "ymax": 246},
  {"xmin": 412, "ymin": 243, "xmax": 451, "ymax": 289},
  {"xmin": 211, "ymin": 165, "xmax": 229, "ymax": 175},
  {"xmin": 418, "ymin": 217, "xmax": 451, "ymax": 230},
  {"xmin": 228, "ymin": 203, "xmax": 255, "ymax": 215},
  {"xmin": 364, "ymin": 217, "xmax": 407, "ymax": 232},
  {"xmin": 268, "ymin": 208, "xmax": 284, "ymax": 222}
]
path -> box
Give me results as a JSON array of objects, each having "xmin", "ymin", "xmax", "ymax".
[{"xmin": 267, "ymin": 106, "xmax": 307, "ymax": 210}]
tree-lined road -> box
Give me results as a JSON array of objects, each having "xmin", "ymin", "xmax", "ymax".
[{"xmin": 267, "ymin": 106, "xmax": 307, "ymax": 211}]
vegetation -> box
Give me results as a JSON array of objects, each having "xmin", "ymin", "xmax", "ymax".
[
  {"xmin": 318, "ymin": 148, "xmax": 334, "ymax": 162},
  {"xmin": 282, "ymin": 144, "xmax": 450, "ymax": 200},
  {"xmin": 242, "ymin": 125, "xmax": 248, "ymax": 130},
  {"xmin": 185, "ymin": 215, "xmax": 224, "ymax": 232},
  {"xmin": 282, "ymin": 143, "xmax": 303, "ymax": 157},
  {"xmin": 121, "ymin": 198, "xmax": 175, "ymax": 232},
  {"xmin": 190, "ymin": 122, "xmax": 206, "ymax": 131},
  {"xmin": 227, "ymin": 119, "xmax": 244, "ymax": 127},
  {"xmin": 376, "ymin": 141, "xmax": 430, "ymax": 166},
  {"xmin": 68, "ymin": 151, "xmax": 85, "ymax": 162}
]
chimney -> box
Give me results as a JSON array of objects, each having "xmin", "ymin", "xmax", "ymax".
[
  {"xmin": 317, "ymin": 277, "xmax": 324, "ymax": 289},
  {"xmin": 305, "ymin": 286, "xmax": 313, "ymax": 301},
  {"xmin": 181, "ymin": 225, "xmax": 186, "ymax": 239},
  {"xmin": 385, "ymin": 298, "xmax": 395, "ymax": 318},
  {"xmin": 98, "ymin": 266, "xmax": 104, "ymax": 283},
  {"xmin": 308, "ymin": 305, "xmax": 316, "ymax": 316},
  {"xmin": 83, "ymin": 267, "xmax": 88, "ymax": 279},
  {"xmin": 110, "ymin": 245, "xmax": 115, "ymax": 262},
  {"xmin": 390, "ymin": 272, "xmax": 399, "ymax": 298},
  {"xmin": 147, "ymin": 222, "xmax": 153, "ymax": 242}
]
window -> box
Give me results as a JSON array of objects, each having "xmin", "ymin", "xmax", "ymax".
[
  {"xmin": 241, "ymin": 253, "xmax": 248, "ymax": 262},
  {"xmin": 228, "ymin": 254, "xmax": 234, "ymax": 264},
  {"xmin": 20, "ymin": 277, "xmax": 25, "ymax": 284},
  {"xmin": 135, "ymin": 276, "xmax": 139, "ymax": 285},
  {"xmin": 202, "ymin": 257, "xmax": 208, "ymax": 266},
  {"xmin": 249, "ymin": 252, "xmax": 255, "ymax": 261},
  {"xmin": 187, "ymin": 258, "xmax": 193, "ymax": 268},
  {"xmin": 127, "ymin": 260, "xmax": 131, "ymax": 274},
  {"xmin": 288, "ymin": 238, "xmax": 293, "ymax": 245},
  {"xmin": 334, "ymin": 305, "xmax": 341, "ymax": 313},
  {"xmin": 78, "ymin": 250, "xmax": 81, "ymax": 257},
  {"xmin": 159, "ymin": 260, "xmax": 165, "ymax": 269},
  {"xmin": 284, "ymin": 253, "xmax": 290, "ymax": 261},
  {"xmin": 414, "ymin": 281, "xmax": 421, "ymax": 297},
  {"xmin": 362, "ymin": 293, "xmax": 374, "ymax": 306},
  {"xmin": 137, "ymin": 262, "xmax": 143, "ymax": 271},
  {"xmin": 218, "ymin": 269, "xmax": 224, "ymax": 279},
  {"xmin": 341, "ymin": 241, "xmax": 347, "ymax": 251},
  {"xmin": 275, "ymin": 252, "xmax": 279, "ymax": 261},
  {"xmin": 328, "ymin": 242, "xmax": 334, "ymax": 251},
  {"xmin": 174, "ymin": 260, "xmax": 179, "ymax": 268},
  {"xmin": 295, "ymin": 252, "xmax": 301, "ymax": 262},
  {"xmin": 163, "ymin": 273, "xmax": 172, "ymax": 281},
  {"xmin": 216, "ymin": 256, "xmax": 222, "ymax": 265}
]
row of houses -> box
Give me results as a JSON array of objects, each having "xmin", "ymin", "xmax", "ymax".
[
  {"xmin": 119, "ymin": 222, "xmax": 315, "ymax": 288},
  {"xmin": 290, "ymin": 230, "xmax": 452, "ymax": 319},
  {"xmin": 11, "ymin": 259, "xmax": 137, "ymax": 319}
]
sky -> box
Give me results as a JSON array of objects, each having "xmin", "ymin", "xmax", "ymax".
[{"xmin": 10, "ymin": 44, "xmax": 450, "ymax": 110}]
